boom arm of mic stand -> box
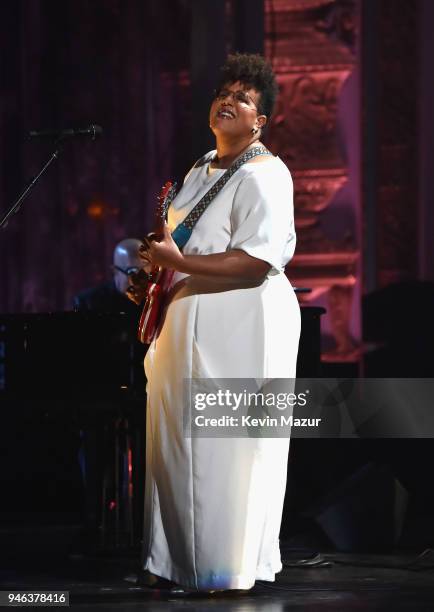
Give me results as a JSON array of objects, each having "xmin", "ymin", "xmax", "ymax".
[{"xmin": 0, "ymin": 139, "xmax": 65, "ymax": 230}]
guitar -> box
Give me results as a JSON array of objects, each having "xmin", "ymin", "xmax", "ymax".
[{"xmin": 137, "ymin": 181, "xmax": 177, "ymax": 344}]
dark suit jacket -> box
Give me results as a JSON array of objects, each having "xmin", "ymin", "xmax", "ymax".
[{"xmin": 73, "ymin": 280, "xmax": 140, "ymax": 321}]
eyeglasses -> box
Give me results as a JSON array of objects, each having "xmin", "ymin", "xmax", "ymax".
[
  {"xmin": 113, "ymin": 265, "xmax": 140, "ymax": 276},
  {"xmin": 213, "ymin": 88, "xmax": 258, "ymax": 110}
]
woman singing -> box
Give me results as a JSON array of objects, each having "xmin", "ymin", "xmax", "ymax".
[{"xmin": 139, "ymin": 53, "xmax": 301, "ymax": 592}]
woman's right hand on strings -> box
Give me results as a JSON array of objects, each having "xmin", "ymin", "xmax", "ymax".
[{"xmin": 140, "ymin": 224, "xmax": 184, "ymax": 270}]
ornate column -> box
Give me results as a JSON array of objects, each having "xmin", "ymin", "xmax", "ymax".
[{"xmin": 265, "ymin": 0, "xmax": 359, "ymax": 361}]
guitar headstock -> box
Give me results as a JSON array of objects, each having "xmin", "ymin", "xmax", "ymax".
[{"xmin": 156, "ymin": 181, "xmax": 177, "ymax": 229}]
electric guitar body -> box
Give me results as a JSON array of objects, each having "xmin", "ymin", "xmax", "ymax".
[{"xmin": 138, "ymin": 181, "xmax": 177, "ymax": 344}]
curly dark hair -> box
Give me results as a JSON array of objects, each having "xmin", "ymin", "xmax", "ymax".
[{"xmin": 215, "ymin": 53, "xmax": 278, "ymax": 119}]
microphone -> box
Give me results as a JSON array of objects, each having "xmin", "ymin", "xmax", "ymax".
[{"xmin": 28, "ymin": 124, "xmax": 103, "ymax": 140}]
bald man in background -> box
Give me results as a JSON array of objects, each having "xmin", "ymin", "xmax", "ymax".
[
  {"xmin": 73, "ymin": 238, "xmax": 145, "ymax": 319},
  {"xmin": 72, "ymin": 238, "xmax": 148, "ymax": 549}
]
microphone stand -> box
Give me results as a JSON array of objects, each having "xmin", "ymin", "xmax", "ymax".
[{"xmin": 0, "ymin": 137, "xmax": 65, "ymax": 230}]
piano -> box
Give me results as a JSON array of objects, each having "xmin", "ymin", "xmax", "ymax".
[{"xmin": 0, "ymin": 307, "xmax": 324, "ymax": 551}]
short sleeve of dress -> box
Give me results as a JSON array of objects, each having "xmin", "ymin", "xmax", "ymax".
[{"xmin": 228, "ymin": 163, "xmax": 296, "ymax": 275}]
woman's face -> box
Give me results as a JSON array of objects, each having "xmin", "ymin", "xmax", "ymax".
[{"xmin": 209, "ymin": 81, "xmax": 266, "ymax": 138}]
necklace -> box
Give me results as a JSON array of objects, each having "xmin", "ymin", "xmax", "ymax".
[{"xmin": 212, "ymin": 141, "xmax": 262, "ymax": 170}]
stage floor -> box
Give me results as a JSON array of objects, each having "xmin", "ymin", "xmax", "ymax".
[{"xmin": 1, "ymin": 545, "xmax": 434, "ymax": 610}]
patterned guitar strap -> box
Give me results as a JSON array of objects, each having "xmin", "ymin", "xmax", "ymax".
[{"xmin": 171, "ymin": 146, "xmax": 273, "ymax": 249}]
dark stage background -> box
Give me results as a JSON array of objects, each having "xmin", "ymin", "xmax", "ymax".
[
  {"xmin": 1, "ymin": 0, "xmax": 433, "ymax": 365},
  {"xmin": 1, "ymin": 0, "xmax": 434, "ymax": 559},
  {"xmin": 0, "ymin": 0, "xmax": 192, "ymax": 312},
  {"xmin": 2, "ymin": 0, "xmax": 434, "ymax": 321}
]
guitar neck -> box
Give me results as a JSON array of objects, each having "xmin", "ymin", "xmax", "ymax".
[
  {"xmin": 154, "ymin": 218, "xmax": 166, "ymax": 234},
  {"xmin": 153, "ymin": 180, "xmax": 175, "ymax": 235},
  {"xmin": 154, "ymin": 181, "xmax": 175, "ymax": 234}
]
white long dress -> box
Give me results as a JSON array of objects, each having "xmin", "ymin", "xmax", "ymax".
[{"xmin": 142, "ymin": 150, "xmax": 301, "ymax": 591}]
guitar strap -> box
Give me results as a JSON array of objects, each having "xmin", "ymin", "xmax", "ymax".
[{"xmin": 171, "ymin": 146, "xmax": 273, "ymax": 249}]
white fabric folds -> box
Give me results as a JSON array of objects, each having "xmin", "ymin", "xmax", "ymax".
[{"xmin": 142, "ymin": 151, "xmax": 301, "ymax": 590}]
